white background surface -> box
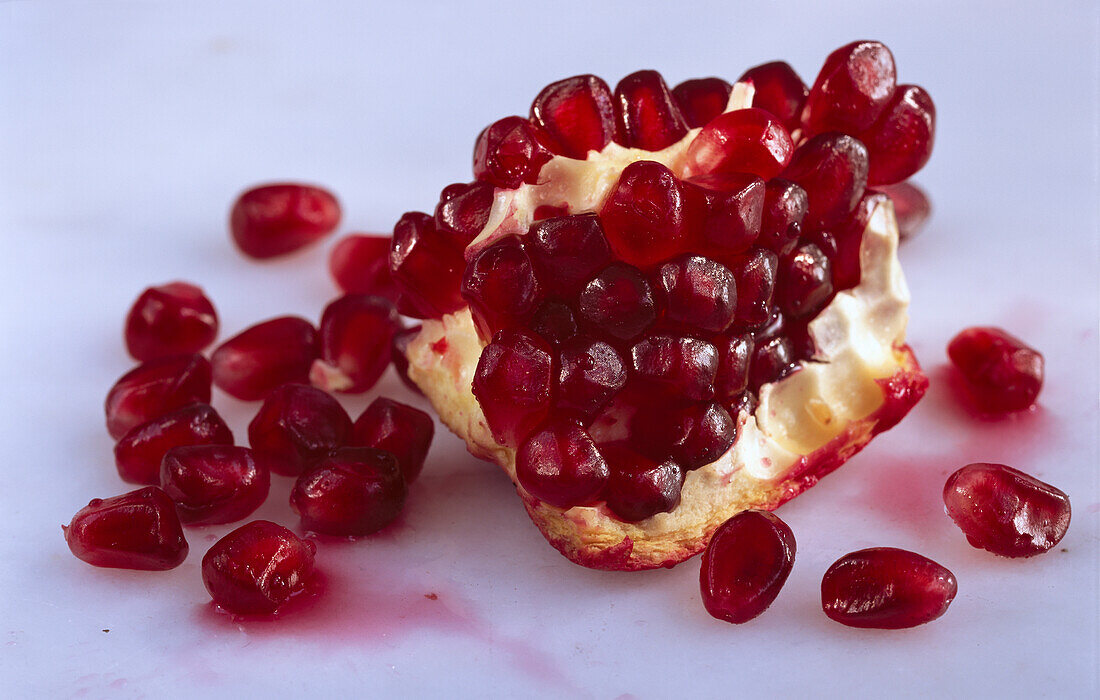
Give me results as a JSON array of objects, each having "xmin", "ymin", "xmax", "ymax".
[{"xmin": 2, "ymin": 1, "xmax": 1098, "ymax": 697}]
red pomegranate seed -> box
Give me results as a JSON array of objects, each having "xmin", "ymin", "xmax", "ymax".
[
  {"xmin": 515, "ymin": 419, "xmax": 609, "ymax": 509},
  {"xmin": 530, "ymin": 74, "xmax": 618, "ymax": 159},
  {"xmin": 600, "ymin": 442, "xmax": 684, "ymax": 522},
  {"xmin": 473, "ymin": 116, "xmax": 556, "ymax": 188},
  {"xmin": 461, "ymin": 236, "xmax": 542, "ymax": 340},
  {"xmin": 472, "ymin": 328, "xmax": 555, "ymax": 448},
  {"xmin": 700, "ymin": 510, "xmax": 796, "ymax": 623},
  {"xmin": 577, "ymin": 263, "xmax": 657, "ymax": 341},
  {"xmin": 434, "ymin": 181, "xmax": 495, "ymax": 249},
  {"xmin": 114, "ymin": 403, "xmax": 233, "ymax": 484},
  {"xmin": 802, "ymin": 41, "xmax": 897, "ymax": 136},
  {"xmin": 291, "ymin": 447, "xmax": 407, "ymax": 536},
  {"xmin": 329, "ymin": 234, "xmax": 400, "ymax": 302},
  {"xmin": 671, "ymin": 77, "xmax": 732, "ymax": 128},
  {"xmin": 613, "ymin": 70, "xmax": 689, "ymax": 151},
  {"xmin": 310, "ymin": 295, "xmax": 400, "ymax": 394},
  {"xmin": 634, "ymin": 400, "xmax": 735, "ymax": 470},
  {"xmin": 778, "ymin": 243, "xmax": 834, "ymax": 320},
  {"xmin": 862, "ymin": 85, "xmax": 936, "ymax": 186},
  {"xmin": 230, "ymin": 183, "xmax": 341, "ymax": 259},
  {"xmin": 211, "ymin": 316, "xmax": 317, "ymax": 401},
  {"xmin": 730, "ymin": 248, "xmax": 779, "ymax": 329},
  {"xmin": 247, "ymin": 384, "xmax": 352, "ymax": 477},
  {"xmin": 631, "ymin": 335, "xmax": 718, "ymax": 402},
  {"xmin": 783, "ymin": 133, "xmax": 869, "ymax": 231},
  {"xmin": 877, "ymin": 181, "xmax": 931, "ymax": 240},
  {"xmin": 947, "ymin": 327, "xmax": 1044, "ymax": 413},
  {"xmin": 600, "ymin": 160, "xmax": 696, "ymax": 268},
  {"xmin": 124, "ymin": 282, "xmax": 218, "ymax": 361},
  {"xmin": 525, "ymin": 213, "xmax": 612, "ymax": 298},
  {"xmin": 821, "ymin": 547, "xmax": 957, "ymax": 629},
  {"xmin": 692, "ymin": 174, "xmax": 765, "ymax": 261},
  {"xmin": 350, "ymin": 397, "xmax": 434, "ymax": 483},
  {"xmin": 556, "ymin": 337, "xmax": 627, "ymax": 421},
  {"xmin": 944, "ymin": 463, "xmax": 1071, "ymax": 558},
  {"xmin": 391, "ymin": 324, "xmax": 423, "ymax": 396},
  {"xmin": 530, "ymin": 300, "xmax": 579, "ymax": 347},
  {"xmin": 831, "ymin": 191, "xmax": 888, "ymax": 290},
  {"xmin": 656, "ymin": 255, "xmax": 738, "ymax": 334},
  {"xmin": 64, "ymin": 487, "xmax": 188, "ymax": 570},
  {"xmin": 730, "ymin": 390, "xmax": 758, "ymax": 418},
  {"xmin": 750, "ymin": 335, "xmax": 795, "ymax": 391},
  {"xmin": 389, "ymin": 211, "xmax": 465, "ymax": 319},
  {"xmin": 160, "ymin": 445, "xmax": 269, "ymax": 525},
  {"xmin": 758, "ymin": 179, "xmax": 807, "ymax": 256},
  {"xmin": 715, "ymin": 333, "xmax": 754, "ymax": 404},
  {"xmin": 737, "ymin": 61, "xmax": 808, "ymax": 133},
  {"xmin": 202, "ymin": 520, "xmax": 316, "ymax": 615},
  {"xmin": 682, "ymin": 108, "xmax": 794, "ymax": 181},
  {"xmin": 105, "ymin": 354, "xmax": 212, "ymax": 440}
]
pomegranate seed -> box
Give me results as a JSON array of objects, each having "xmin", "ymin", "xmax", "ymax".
[
  {"xmin": 434, "ymin": 181, "xmax": 495, "ymax": 249},
  {"xmin": 515, "ymin": 420, "xmax": 609, "ymax": 508},
  {"xmin": 230, "ymin": 183, "xmax": 340, "ymax": 259},
  {"xmin": 248, "ymin": 384, "xmax": 352, "ymax": 477},
  {"xmin": 600, "ymin": 442, "xmax": 684, "ymax": 522},
  {"xmin": 778, "ymin": 243, "xmax": 834, "ymax": 320},
  {"xmin": 329, "ymin": 234, "xmax": 400, "ymax": 302},
  {"xmin": 821, "ymin": 547, "xmax": 957, "ymax": 629},
  {"xmin": 530, "ymin": 74, "xmax": 618, "ymax": 159},
  {"xmin": 211, "ymin": 316, "xmax": 318, "ymax": 401},
  {"xmin": 715, "ymin": 333, "xmax": 754, "ymax": 404},
  {"xmin": 525, "ymin": 214, "xmax": 612, "ymax": 298},
  {"xmin": 473, "ymin": 116, "xmax": 555, "ymax": 188},
  {"xmin": 577, "ymin": 263, "xmax": 657, "ymax": 341},
  {"xmin": 758, "ymin": 179, "xmax": 807, "ymax": 257},
  {"xmin": 730, "ymin": 248, "xmax": 778, "ymax": 329},
  {"xmin": 802, "ymin": 41, "xmax": 897, "ymax": 136},
  {"xmin": 831, "ymin": 191, "xmax": 888, "ymax": 290},
  {"xmin": 783, "ymin": 133, "xmax": 869, "ymax": 231},
  {"xmin": 600, "ymin": 160, "xmax": 696, "ymax": 268},
  {"xmin": 730, "ymin": 390, "xmax": 759, "ymax": 417},
  {"xmin": 671, "ymin": 77, "xmax": 732, "ymax": 128},
  {"xmin": 656, "ymin": 255, "xmax": 738, "ymax": 334},
  {"xmin": 310, "ymin": 294, "xmax": 400, "ymax": 394},
  {"xmin": 613, "ymin": 70, "xmax": 689, "ymax": 151},
  {"xmin": 350, "ymin": 397, "xmax": 434, "ymax": 483},
  {"xmin": 947, "ymin": 327, "xmax": 1044, "ymax": 413},
  {"xmin": 692, "ymin": 174, "xmax": 765, "ymax": 261},
  {"xmin": 114, "ymin": 403, "xmax": 233, "ymax": 484},
  {"xmin": 530, "ymin": 300, "xmax": 579, "ymax": 347},
  {"xmin": 105, "ymin": 354, "xmax": 212, "ymax": 440},
  {"xmin": 682, "ymin": 108, "xmax": 794, "ymax": 181},
  {"xmin": 700, "ymin": 510, "xmax": 796, "ymax": 623},
  {"xmin": 750, "ymin": 335, "xmax": 795, "ymax": 391},
  {"xmin": 944, "ymin": 463, "xmax": 1071, "ymax": 558},
  {"xmin": 389, "ymin": 211, "xmax": 465, "ymax": 319},
  {"xmin": 160, "ymin": 445, "xmax": 269, "ymax": 525},
  {"xmin": 556, "ymin": 337, "xmax": 627, "ymax": 421},
  {"xmin": 737, "ymin": 61, "xmax": 808, "ymax": 133},
  {"xmin": 877, "ymin": 181, "xmax": 931, "ymax": 240},
  {"xmin": 64, "ymin": 487, "xmax": 188, "ymax": 570},
  {"xmin": 461, "ymin": 236, "xmax": 542, "ymax": 340},
  {"xmin": 634, "ymin": 400, "xmax": 735, "ymax": 470},
  {"xmin": 391, "ymin": 324, "xmax": 423, "ymax": 396},
  {"xmin": 124, "ymin": 282, "xmax": 218, "ymax": 361},
  {"xmin": 472, "ymin": 328, "xmax": 555, "ymax": 447},
  {"xmin": 202, "ymin": 520, "xmax": 316, "ymax": 615},
  {"xmin": 291, "ymin": 447, "xmax": 407, "ymax": 536},
  {"xmin": 631, "ymin": 335, "xmax": 718, "ymax": 402},
  {"xmin": 862, "ymin": 85, "xmax": 936, "ymax": 185}
]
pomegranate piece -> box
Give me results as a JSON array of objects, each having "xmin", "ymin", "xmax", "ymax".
[
  {"xmin": 600, "ymin": 160, "xmax": 695, "ymax": 268},
  {"xmin": 862, "ymin": 85, "xmax": 936, "ymax": 186},
  {"xmin": 556, "ymin": 337, "xmax": 627, "ymax": 421},
  {"xmin": 230, "ymin": 183, "xmax": 340, "ymax": 259},
  {"xmin": 473, "ymin": 115, "xmax": 555, "ymax": 188},
  {"xmin": 248, "ymin": 384, "xmax": 352, "ymax": 477},
  {"xmin": 105, "ymin": 354, "xmax": 212, "ymax": 440},
  {"xmin": 877, "ymin": 181, "xmax": 931, "ymax": 240},
  {"xmin": 730, "ymin": 248, "xmax": 779, "ymax": 329},
  {"xmin": 202, "ymin": 520, "xmax": 316, "ymax": 615},
  {"xmin": 715, "ymin": 333, "xmax": 753, "ymax": 404},
  {"xmin": 778, "ymin": 243, "xmax": 834, "ymax": 320},
  {"xmin": 350, "ymin": 397, "xmax": 434, "ymax": 483},
  {"xmin": 630, "ymin": 335, "xmax": 718, "ymax": 401},
  {"xmin": 693, "ymin": 174, "xmax": 765, "ymax": 261},
  {"xmin": 821, "ymin": 547, "xmax": 957, "ymax": 629},
  {"xmin": 634, "ymin": 400, "xmax": 735, "ymax": 470},
  {"xmin": 783, "ymin": 133, "xmax": 869, "ymax": 231},
  {"xmin": 389, "ymin": 211, "xmax": 465, "ymax": 319},
  {"xmin": 802, "ymin": 40, "xmax": 897, "ymax": 136},
  {"xmin": 530, "ymin": 300, "xmax": 579, "ymax": 347},
  {"xmin": 530, "ymin": 74, "xmax": 618, "ymax": 159},
  {"xmin": 947, "ymin": 327, "xmax": 1044, "ymax": 413},
  {"xmin": 831, "ymin": 191, "xmax": 888, "ymax": 290},
  {"xmin": 211, "ymin": 316, "xmax": 318, "ymax": 401},
  {"xmin": 600, "ymin": 442, "xmax": 684, "ymax": 522},
  {"xmin": 682, "ymin": 108, "xmax": 794, "ymax": 181},
  {"xmin": 434, "ymin": 181, "xmax": 495, "ymax": 249},
  {"xmin": 758, "ymin": 179, "xmax": 807, "ymax": 257},
  {"xmin": 577, "ymin": 263, "xmax": 657, "ymax": 341},
  {"xmin": 700, "ymin": 510, "xmax": 796, "ymax": 623},
  {"xmin": 114, "ymin": 403, "xmax": 233, "ymax": 485},
  {"xmin": 516, "ymin": 420, "xmax": 609, "ymax": 509},
  {"xmin": 64, "ymin": 487, "xmax": 188, "ymax": 570},
  {"xmin": 656, "ymin": 255, "xmax": 738, "ymax": 334},
  {"xmin": 461, "ymin": 236, "xmax": 542, "ymax": 340},
  {"xmin": 671, "ymin": 77, "xmax": 732, "ymax": 128},
  {"xmin": 291, "ymin": 447, "xmax": 407, "ymax": 536},
  {"xmin": 472, "ymin": 328, "xmax": 555, "ymax": 447},
  {"xmin": 329, "ymin": 234, "xmax": 400, "ymax": 302},
  {"xmin": 737, "ymin": 61, "xmax": 808, "ymax": 133},
  {"xmin": 160, "ymin": 445, "xmax": 269, "ymax": 525},
  {"xmin": 124, "ymin": 282, "xmax": 218, "ymax": 361},
  {"xmin": 525, "ymin": 214, "xmax": 612, "ymax": 298},
  {"xmin": 310, "ymin": 294, "xmax": 400, "ymax": 394},
  {"xmin": 391, "ymin": 324, "xmax": 423, "ymax": 396},
  {"xmin": 613, "ymin": 70, "xmax": 689, "ymax": 151}
]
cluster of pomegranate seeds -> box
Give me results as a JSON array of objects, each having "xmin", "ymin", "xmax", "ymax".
[
  {"xmin": 104, "ymin": 353, "xmax": 212, "ymax": 440},
  {"xmin": 248, "ymin": 384, "xmax": 352, "ymax": 476},
  {"xmin": 211, "ymin": 316, "xmax": 318, "ymax": 401},
  {"xmin": 700, "ymin": 510, "xmax": 796, "ymax": 624},
  {"xmin": 310, "ymin": 294, "xmax": 401, "ymax": 393},
  {"xmin": 230, "ymin": 183, "xmax": 341, "ymax": 259},
  {"xmin": 201, "ymin": 520, "xmax": 317, "ymax": 615},
  {"xmin": 64, "ymin": 487, "xmax": 189, "ymax": 571},
  {"xmin": 328, "ymin": 234, "xmax": 400, "ymax": 302},
  {"xmin": 114, "ymin": 403, "xmax": 233, "ymax": 484},
  {"xmin": 947, "ymin": 327, "xmax": 1044, "ymax": 413},
  {"xmin": 125, "ymin": 282, "xmax": 219, "ymax": 361}
]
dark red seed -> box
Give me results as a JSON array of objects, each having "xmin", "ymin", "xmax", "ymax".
[
  {"xmin": 530, "ymin": 74, "xmax": 618, "ymax": 159},
  {"xmin": 473, "ymin": 116, "xmax": 556, "ymax": 188},
  {"xmin": 515, "ymin": 420, "xmax": 609, "ymax": 509},
  {"xmin": 525, "ymin": 214, "xmax": 612, "ymax": 298},
  {"xmin": 737, "ymin": 61, "xmax": 808, "ymax": 133},
  {"xmin": 671, "ymin": 77, "xmax": 732, "ymax": 128},
  {"xmin": 783, "ymin": 133, "xmax": 869, "ymax": 231},
  {"xmin": 311, "ymin": 295, "xmax": 400, "ymax": 394},
  {"xmin": 730, "ymin": 248, "xmax": 778, "ymax": 329},
  {"xmin": 778, "ymin": 243, "xmax": 834, "ymax": 320},
  {"xmin": 105, "ymin": 354, "xmax": 212, "ymax": 440},
  {"xmin": 577, "ymin": 263, "xmax": 657, "ymax": 341},
  {"xmin": 114, "ymin": 403, "xmax": 233, "ymax": 485},
  {"xmin": 64, "ymin": 487, "xmax": 188, "ymax": 571},
  {"xmin": 631, "ymin": 335, "xmax": 718, "ymax": 402},
  {"xmin": 230, "ymin": 183, "xmax": 341, "ymax": 259},
  {"xmin": 700, "ymin": 510, "xmax": 796, "ymax": 623},
  {"xmin": 160, "ymin": 445, "xmax": 269, "ymax": 525},
  {"xmin": 691, "ymin": 174, "xmax": 765, "ymax": 262},
  {"xmin": 124, "ymin": 282, "xmax": 219, "ymax": 361},
  {"xmin": 290, "ymin": 447, "xmax": 407, "ymax": 536},
  {"xmin": 533, "ymin": 204, "xmax": 570, "ymax": 220},
  {"xmin": 211, "ymin": 316, "xmax": 318, "ymax": 401},
  {"xmin": 600, "ymin": 160, "xmax": 696, "ymax": 268},
  {"xmin": 862, "ymin": 85, "xmax": 936, "ymax": 186},
  {"xmin": 715, "ymin": 334, "xmax": 754, "ymax": 403},
  {"xmin": 634, "ymin": 400, "xmax": 735, "ymax": 470},
  {"xmin": 613, "ymin": 70, "xmax": 689, "ymax": 151},
  {"xmin": 329, "ymin": 234, "xmax": 400, "ymax": 302},
  {"xmin": 758, "ymin": 179, "xmax": 807, "ymax": 257},
  {"xmin": 391, "ymin": 324, "xmax": 423, "ymax": 396},
  {"xmin": 389, "ymin": 211, "xmax": 466, "ymax": 319},
  {"xmin": 202, "ymin": 520, "xmax": 316, "ymax": 615},
  {"xmin": 600, "ymin": 442, "xmax": 684, "ymax": 523},
  {"xmin": 656, "ymin": 255, "xmax": 737, "ymax": 334},
  {"xmin": 556, "ymin": 337, "xmax": 627, "ymax": 421},
  {"xmin": 821, "ymin": 547, "xmax": 957, "ymax": 629},
  {"xmin": 530, "ymin": 300, "xmax": 579, "ymax": 347},
  {"xmin": 750, "ymin": 335, "xmax": 795, "ymax": 391},
  {"xmin": 831, "ymin": 191, "xmax": 889, "ymax": 290},
  {"xmin": 247, "ymin": 384, "xmax": 352, "ymax": 477},
  {"xmin": 876, "ymin": 181, "xmax": 931, "ymax": 240},
  {"xmin": 683, "ymin": 108, "xmax": 794, "ymax": 181},
  {"xmin": 730, "ymin": 390, "xmax": 759, "ymax": 418},
  {"xmin": 433, "ymin": 182, "xmax": 495, "ymax": 249},
  {"xmin": 802, "ymin": 41, "xmax": 897, "ymax": 136},
  {"xmin": 461, "ymin": 236, "xmax": 542, "ymax": 340},
  {"xmin": 472, "ymin": 328, "xmax": 555, "ymax": 448},
  {"xmin": 350, "ymin": 397, "xmax": 434, "ymax": 484},
  {"xmin": 947, "ymin": 327, "xmax": 1044, "ymax": 413}
]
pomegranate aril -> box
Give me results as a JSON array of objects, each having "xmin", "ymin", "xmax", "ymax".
[
  {"xmin": 291, "ymin": 447, "xmax": 407, "ymax": 536},
  {"xmin": 230, "ymin": 183, "xmax": 340, "ymax": 259},
  {"xmin": 635, "ymin": 400, "xmax": 735, "ymax": 470},
  {"xmin": 730, "ymin": 390, "xmax": 758, "ymax": 418},
  {"xmin": 657, "ymin": 255, "xmax": 738, "ymax": 335},
  {"xmin": 737, "ymin": 61, "xmax": 808, "ymax": 133},
  {"xmin": 105, "ymin": 353, "xmax": 212, "ymax": 440},
  {"xmin": 730, "ymin": 248, "xmax": 779, "ymax": 329},
  {"xmin": 877, "ymin": 181, "xmax": 931, "ymax": 240},
  {"xmin": 248, "ymin": 384, "xmax": 352, "ymax": 477},
  {"xmin": 802, "ymin": 40, "xmax": 897, "ymax": 136},
  {"xmin": 601, "ymin": 442, "xmax": 684, "ymax": 523},
  {"xmin": 530, "ymin": 74, "xmax": 618, "ymax": 159},
  {"xmin": 461, "ymin": 236, "xmax": 542, "ymax": 340},
  {"xmin": 831, "ymin": 191, "xmax": 888, "ymax": 290},
  {"xmin": 758, "ymin": 179, "xmax": 807, "ymax": 257},
  {"xmin": 947, "ymin": 327, "xmax": 1044, "ymax": 413},
  {"xmin": 473, "ymin": 116, "xmax": 555, "ymax": 188},
  {"xmin": 350, "ymin": 397, "xmax": 434, "ymax": 483},
  {"xmin": 783, "ymin": 133, "xmax": 869, "ymax": 231},
  {"xmin": 693, "ymin": 174, "xmax": 765, "ymax": 261},
  {"xmin": 202, "ymin": 520, "xmax": 316, "ymax": 615},
  {"xmin": 391, "ymin": 324, "xmax": 423, "ymax": 396},
  {"xmin": 530, "ymin": 300, "xmax": 579, "ymax": 347},
  {"xmin": 389, "ymin": 211, "xmax": 465, "ymax": 319},
  {"xmin": 556, "ymin": 337, "xmax": 627, "ymax": 421},
  {"xmin": 944, "ymin": 463, "xmax": 1071, "ymax": 558},
  {"xmin": 715, "ymin": 333, "xmax": 754, "ymax": 403},
  {"xmin": 472, "ymin": 328, "xmax": 555, "ymax": 448},
  {"xmin": 124, "ymin": 282, "xmax": 219, "ymax": 361},
  {"xmin": 750, "ymin": 335, "xmax": 795, "ymax": 391},
  {"xmin": 329, "ymin": 234, "xmax": 400, "ymax": 302},
  {"xmin": 577, "ymin": 263, "xmax": 657, "ymax": 341},
  {"xmin": 700, "ymin": 510, "xmax": 796, "ymax": 624},
  {"xmin": 525, "ymin": 213, "xmax": 612, "ymax": 298},
  {"xmin": 613, "ymin": 70, "xmax": 689, "ymax": 151},
  {"xmin": 671, "ymin": 77, "xmax": 732, "ymax": 128},
  {"xmin": 211, "ymin": 316, "xmax": 318, "ymax": 401},
  {"xmin": 433, "ymin": 181, "xmax": 495, "ymax": 249},
  {"xmin": 862, "ymin": 85, "xmax": 936, "ymax": 186},
  {"xmin": 682, "ymin": 108, "xmax": 794, "ymax": 181},
  {"xmin": 600, "ymin": 160, "xmax": 696, "ymax": 268},
  {"xmin": 516, "ymin": 420, "xmax": 609, "ymax": 509},
  {"xmin": 160, "ymin": 445, "xmax": 269, "ymax": 525},
  {"xmin": 64, "ymin": 487, "xmax": 188, "ymax": 571},
  {"xmin": 114, "ymin": 403, "xmax": 233, "ymax": 485},
  {"xmin": 630, "ymin": 335, "xmax": 718, "ymax": 402},
  {"xmin": 778, "ymin": 243, "xmax": 834, "ymax": 320},
  {"xmin": 821, "ymin": 547, "xmax": 956, "ymax": 629},
  {"xmin": 310, "ymin": 294, "xmax": 400, "ymax": 394}
]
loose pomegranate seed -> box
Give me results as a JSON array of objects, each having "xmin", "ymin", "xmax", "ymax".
[
  {"xmin": 631, "ymin": 335, "xmax": 718, "ymax": 402},
  {"xmin": 943, "ymin": 463, "xmax": 1071, "ymax": 558},
  {"xmin": 291, "ymin": 447, "xmax": 407, "ymax": 536},
  {"xmin": 530, "ymin": 74, "xmax": 618, "ymax": 159},
  {"xmin": 634, "ymin": 400, "xmax": 735, "ymax": 469},
  {"xmin": 947, "ymin": 327, "xmax": 1044, "ymax": 413},
  {"xmin": 758, "ymin": 179, "xmax": 807, "ymax": 257},
  {"xmin": 600, "ymin": 442, "xmax": 684, "ymax": 522},
  {"xmin": 821, "ymin": 547, "xmax": 957, "ymax": 629},
  {"xmin": 350, "ymin": 397, "xmax": 434, "ymax": 483},
  {"xmin": 862, "ymin": 85, "xmax": 936, "ymax": 186},
  {"xmin": 114, "ymin": 403, "xmax": 233, "ymax": 484},
  {"xmin": 202, "ymin": 520, "xmax": 316, "ymax": 615},
  {"xmin": 461, "ymin": 236, "xmax": 542, "ymax": 340},
  {"xmin": 64, "ymin": 487, "xmax": 188, "ymax": 570},
  {"xmin": 692, "ymin": 174, "xmax": 765, "ymax": 261},
  {"xmin": 229, "ymin": 183, "xmax": 340, "ymax": 259},
  {"xmin": 715, "ymin": 333, "xmax": 753, "ymax": 405},
  {"xmin": 310, "ymin": 294, "xmax": 400, "ymax": 394},
  {"xmin": 472, "ymin": 328, "xmax": 555, "ymax": 448},
  {"xmin": 700, "ymin": 510, "xmax": 796, "ymax": 624},
  {"xmin": 105, "ymin": 354, "xmax": 212, "ymax": 440},
  {"xmin": 556, "ymin": 337, "xmax": 627, "ymax": 421},
  {"xmin": 391, "ymin": 324, "xmax": 423, "ymax": 396},
  {"xmin": 433, "ymin": 181, "xmax": 495, "ymax": 249},
  {"xmin": 750, "ymin": 335, "xmax": 795, "ymax": 391},
  {"xmin": 525, "ymin": 214, "xmax": 612, "ymax": 298},
  {"xmin": 831, "ymin": 191, "xmax": 888, "ymax": 290},
  {"xmin": 124, "ymin": 282, "xmax": 219, "ymax": 361},
  {"xmin": 515, "ymin": 420, "xmax": 609, "ymax": 509},
  {"xmin": 778, "ymin": 243, "xmax": 834, "ymax": 320},
  {"xmin": 730, "ymin": 248, "xmax": 778, "ymax": 329},
  {"xmin": 473, "ymin": 116, "xmax": 556, "ymax": 188},
  {"xmin": 737, "ymin": 61, "xmax": 808, "ymax": 133},
  {"xmin": 671, "ymin": 77, "xmax": 732, "ymax": 128},
  {"xmin": 211, "ymin": 316, "xmax": 318, "ymax": 401},
  {"xmin": 802, "ymin": 40, "xmax": 897, "ymax": 136},
  {"xmin": 682, "ymin": 108, "xmax": 794, "ymax": 181},
  {"xmin": 613, "ymin": 70, "xmax": 689, "ymax": 151},
  {"xmin": 248, "ymin": 384, "xmax": 352, "ymax": 477},
  {"xmin": 656, "ymin": 255, "xmax": 738, "ymax": 334},
  {"xmin": 530, "ymin": 300, "xmax": 579, "ymax": 347},
  {"xmin": 577, "ymin": 263, "xmax": 657, "ymax": 341},
  {"xmin": 389, "ymin": 211, "xmax": 465, "ymax": 319},
  {"xmin": 783, "ymin": 133, "xmax": 869, "ymax": 231},
  {"xmin": 160, "ymin": 445, "xmax": 269, "ymax": 525},
  {"xmin": 600, "ymin": 160, "xmax": 695, "ymax": 268},
  {"xmin": 877, "ymin": 181, "xmax": 931, "ymax": 240},
  {"xmin": 329, "ymin": 234, "xmax": 400, "ymax": 302}
]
